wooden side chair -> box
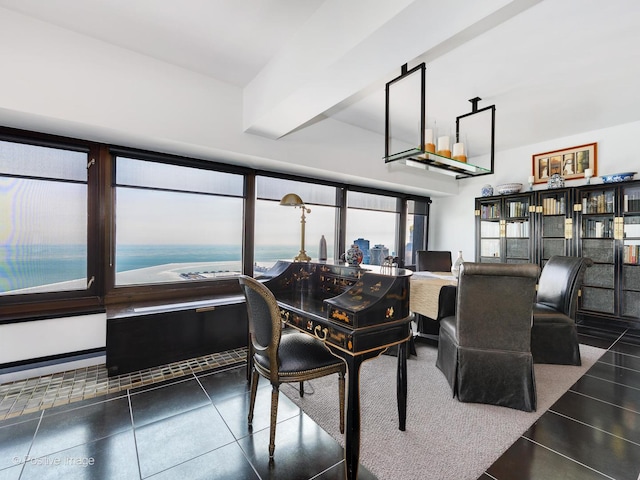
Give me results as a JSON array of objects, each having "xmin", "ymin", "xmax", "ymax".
[{"xmin": 238, "ymin": 275, "xmax": 345, "ymax": 458}]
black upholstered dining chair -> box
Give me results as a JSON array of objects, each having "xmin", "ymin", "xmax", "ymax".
[
  {"xmin": 436, "ymin": 262, "xmax": 540, "ymax": 412},
  {"xmin": 238, "ymin": 275, "xmax": 345, "ymax": 458},
  {"xmin": 416, "ymin": 250, "xmax": 452, "ymax": 272},
  {"xmin": 531, "ymin": 255, "xmax": 593, "ymax": 365}
]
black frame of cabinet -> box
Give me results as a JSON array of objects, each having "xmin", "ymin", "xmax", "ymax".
[
  {"xmin": 475, "ymin": 192, "xmax": 534, "ymax": 264},
  {"xmin": 475, "ymin": 179, "xmax": 640, "ymax": 329}
]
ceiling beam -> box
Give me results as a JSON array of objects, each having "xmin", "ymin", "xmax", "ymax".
[{"xmin": 242, "ymin": 0, "xmax": 542, "ymax": 139}]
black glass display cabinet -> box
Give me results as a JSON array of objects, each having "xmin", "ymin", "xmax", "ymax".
[
  {"xmin": 475, "ymin": 180, "xmax": 640, "ymax": 329},
  {"xmin": 475, "ymin": 192, "xmax": 534, "ymax": 264},
  {"xmin": 575, "ymin": 181, "xmax": 640, "ymax": 325},
  {"xmin": 534, "ymin": 187, "xmax": 574, "ymax": 266}
]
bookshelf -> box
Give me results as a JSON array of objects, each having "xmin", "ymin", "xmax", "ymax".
[{"xmin": 475, "ymin": 179, "xmax": 640, "ymax": 328}]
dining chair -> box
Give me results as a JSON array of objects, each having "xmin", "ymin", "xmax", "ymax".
[
  {"xmin": 415, "ymin": 250, "xmax": 453, "ymax": 272},
  {"xmin": 238, "ymin": 275, "xmax": 345, "ymax": 458},
  {"xmin": 531, "ymin": 255, "xmax": 593, "ymax": 365},
  {"xmin": 436, "ymin": 262, "xmax": 540, "ymax": 411}
]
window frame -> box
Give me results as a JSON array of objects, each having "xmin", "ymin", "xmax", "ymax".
[
  {"xmin": 0, "ymin": 127, "xmax": 432, "ymax": 321},
  {"xmin": 0, "ymin": 128, "xmax": 102, "ymax": 322}
]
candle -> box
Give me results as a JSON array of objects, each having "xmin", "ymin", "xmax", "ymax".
[
  {"xmin": 452, "ymin": 142, "xmax": 466, "ymax": 163},
  {"xmin": 585, "ymin": 168, "xmax": 593, "ymax": 184},
  {"xmin": 528, "ymin": 175, "xmax": 535, "ymax": 184},
  {"xmin": 437, "ymin": 136, "xmax": 451, "ymax": 158},
  {"xmin": 424, "ymin": 129, "xmax": 435, "ymax": 153}
]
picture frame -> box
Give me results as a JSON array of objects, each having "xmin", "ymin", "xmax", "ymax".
[{"xmin": 532, "ymin": 142, "xmax": 597, "ymax": 184}]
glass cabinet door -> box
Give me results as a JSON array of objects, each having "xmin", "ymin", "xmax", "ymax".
[
  {"xmin": 578, "ymin": 186, "xmax": 616, "ymax": 315},
  {"xmin": 504, "ymin": 194, "xmax": 532, "ymax": 263},
  {"xmin": 537, "ymin": 188, "xmax": 572, "ymax": 266},
  {"xmin": 622, "ymin": 183, "xmax": 640, "ymax": 319},
  {"xmin": 477, "ymin": 198, "xmax": 502, "ymax": 262}
]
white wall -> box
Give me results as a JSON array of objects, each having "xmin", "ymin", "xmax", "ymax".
[
  {"xmin": 0, "ymin": 313, "xmax": 106, "ymax": 382},
  {"xmin": 0, "ymin": 7, "xmax": 459, "ymax": 198},
  {"xmin": 429, "ymin": 120, "xmax": 640, "ymax": 259}
]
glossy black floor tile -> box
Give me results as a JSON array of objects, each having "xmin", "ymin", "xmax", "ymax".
[
  {"xmin": 0, "ymin": 416, "xmax": 40, "ymax": 471},
  {"xmin": 571, "ymin": 373, "xmax": 640, "ymax": 413},
  {"xmin": 146, "ymin": 442, "xmax": 259, "ymax": 480},
  {"xmin": 29, "ymin": 396, "xmax": 132, "ymax": 459},
  {"xmin": 215, "ymin": 382, "xmax": 301, "ymax": 441},
  {"xmin": 550, "ymin": 391, "xmax": 640, "ymax": 445},
  {"xmin": 237, "ymin": 413, "xmax": 345, "ymax": 480},
  {"xmin": 584, "ymin": 361, "xmax": 640, "ymax": 388},
  {"xmin": 598, "ymin": 350, "xmax": 640, "ymax": 371},
  {"xmin": 129, "ymin": 377, "xmax": 211, "ymax": 427},
  {"xmin": 20, "ymin": 429, "xmax": 139, "ymax": 480},
  {"xmin": 522, "ymin": 411, "xmax": 640, "ymax": 480},
  {"xmin": 135, "ymin": 404, "xmax": 236, "ymax": 478},
  {"xmin": 486, "ymin": 436, "xmax": 611, "ymax": 480},
  {"xmin": 197, "ymin": 365, "xmax": 251, "ymax": 404}
]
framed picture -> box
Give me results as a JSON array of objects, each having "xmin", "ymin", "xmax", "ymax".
[{"xmin": 532, "ymin": 142, "xmax": 597, "ymax": 184}]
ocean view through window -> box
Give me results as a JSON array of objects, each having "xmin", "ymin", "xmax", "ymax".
[
  {"xmin": 0, "ymin": 139, "xmax": 89, "ymax": 295},
  {"xmin": 114, "ymin": 157, "xmax": 245, "ymax": 286}
]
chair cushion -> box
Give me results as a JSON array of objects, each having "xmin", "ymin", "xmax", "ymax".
[{"xmin": 255, "ymin": 332, "xmax": 343, "ymax": 375}]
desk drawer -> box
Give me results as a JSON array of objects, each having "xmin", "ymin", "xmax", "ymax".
[
  {"xmin": 281, "ymin": 308, "xmax": 353, "ymax": 351},
  {"xmin": 280, "ymin": 307, "xmax": 410, "ymax": 354}
]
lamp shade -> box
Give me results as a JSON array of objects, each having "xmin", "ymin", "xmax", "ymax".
[{"xmin": 280, "ymin": 193, "xmax": 305, "ymax": 206}]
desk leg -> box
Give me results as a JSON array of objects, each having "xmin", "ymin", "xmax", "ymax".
[
  {"xmin": 331, "ymin": 349, "xmax": 380, "ymax": 480},
  {"xmin": 343, "ymin": 354, "xmax": 362, "ymax": 480},
  {"xmin": 397, "ymin": 340, "xmax": 407, "ymax": 431}
]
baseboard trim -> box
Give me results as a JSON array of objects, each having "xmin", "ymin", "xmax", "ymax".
[{"xmin": 0, "ymin": 349, "xmax": 105, "ymax": 384}]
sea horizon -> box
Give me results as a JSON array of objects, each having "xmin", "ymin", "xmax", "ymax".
[{"xmin": 0, "ymin": 244, "xmax": 335, "ymax": 293}]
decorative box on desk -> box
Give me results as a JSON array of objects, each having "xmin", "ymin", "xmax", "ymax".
[{"xmin": 324, "ymin": 272, "xmax": 410, "ymax": 328}]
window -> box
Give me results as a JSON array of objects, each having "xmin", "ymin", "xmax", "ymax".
[
  {"xmin": 114, "ymin": 156, "xmax": 244, "ymax": 286},
  {"xmin": 346, "ymin": 191, "xmax": 400, "ymax": 265},
  {"xmin": 405, "ymin": 199, "xmax": 430, "ymax": 266},
  {"xmin": 0, "ymin": 127, "xmax": 431, "ymax": 319},
  {"xmin": 254, "ymin": 176, "xmax": 338, "ymax": 273},
  {"xmin": 0, "ymin": 139, "xmax": 89, "ymax": 296}
]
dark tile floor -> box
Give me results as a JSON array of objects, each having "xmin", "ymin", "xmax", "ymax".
[
  {"xmin": 484, "ymin": 323, "xmax": 640, "ymax": 480},
  {"xmin": 0, "ymin": 323, "xmax": 638, "ymax": 480}
]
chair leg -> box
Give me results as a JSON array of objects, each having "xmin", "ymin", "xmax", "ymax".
[
  {"xmin": 269, "ymin": 383, "xmax": 280, "ymax": 458},
  {"xmin": 299, "ymin": 381, "xmax": 304, "ymax": 397},
  {"xmin": 338, "ymin": 371, "xmax": 345, "ymax": 434},
  {"xmin": 248, "ymin": 366, "xmax": 259, "ymax": 425}
]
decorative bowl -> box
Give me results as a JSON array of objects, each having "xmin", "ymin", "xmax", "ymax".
[
  {"xmin": 496, "ymin": 183, "xmax": 523, "ymax": 195},
  {"xmin": 601, "ymin": 172, "xmax": 636, "ymax": 183}
]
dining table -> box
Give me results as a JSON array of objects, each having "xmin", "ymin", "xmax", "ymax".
[{"xmin": 409, "ymin": 271, "xmax": 458, "ymax": 336}]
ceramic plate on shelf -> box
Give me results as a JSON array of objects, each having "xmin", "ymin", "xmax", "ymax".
[
  {"xmin": 601, "ymin": 172, "xmax": 636, "ymax": 183},
  {"xmin": 496, "ymin": 183, "xmax": 522, "ymax": 195}
]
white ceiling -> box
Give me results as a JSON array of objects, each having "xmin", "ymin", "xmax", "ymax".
[{"xmin": 1, "ymin": 0, "xmax": 639, "ymax": 156}]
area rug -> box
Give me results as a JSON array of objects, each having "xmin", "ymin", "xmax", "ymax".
[{"xmin": 282, "ymin": 342, "xmax": 605, "ymax": 480}]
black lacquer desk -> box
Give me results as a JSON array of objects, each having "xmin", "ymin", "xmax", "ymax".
[{"xmin": 260, "ymin": 261, "xmax": 413, "ymax": 480}]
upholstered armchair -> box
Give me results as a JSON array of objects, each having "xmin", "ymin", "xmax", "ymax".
[
  {"xmin": 531, "ymin": 255, "xmax": 593, "ymax": 365},
  {"xmin": 436, "ymin": 262, "xmax": 540, "ymax": 412}
]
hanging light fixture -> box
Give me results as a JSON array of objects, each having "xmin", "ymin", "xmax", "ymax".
[{"xmin": 383, "ymin": 63, "xmax": 495, "ymax": 179}]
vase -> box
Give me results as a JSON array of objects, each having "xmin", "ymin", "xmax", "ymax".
[
  {"xmin": 344, "ymin": 244, "xmax": 364, "ymax": 266},
  {"xmin": 451, "ymin": 250, "xmax": 464, "ymax": 278},
  {"xmin": 319, "ymin": 235, "xmax": 327, "ymax": 261},
  {"xmin": 481, "ymin": 184, "xmax": 493, "ymax": 197}
]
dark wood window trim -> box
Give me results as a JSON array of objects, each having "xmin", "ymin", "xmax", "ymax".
[{"xmin": 0, "ymin": 127, "xmax": 431, "ymax": 321}]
